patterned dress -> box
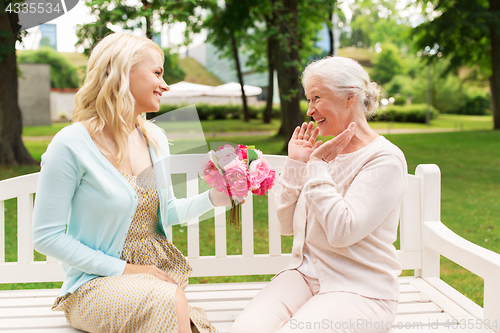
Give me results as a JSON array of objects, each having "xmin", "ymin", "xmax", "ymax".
[{"xmin": 52, "ymin": 170, "xmax": 218, "ymax": 333}]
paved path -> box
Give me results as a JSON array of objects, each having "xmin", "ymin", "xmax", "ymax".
[{"xmin": 22, "ymin": 127, "xmax": 463, "ymax": 142}]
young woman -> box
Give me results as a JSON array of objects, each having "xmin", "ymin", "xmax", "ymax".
[
  {"xmin": 231, "ymin": 57, "xmax": 407, "ymax": 333},
  {"xmin": 33, "ymin": 33, "xmax": 230, "ymax": 333}
]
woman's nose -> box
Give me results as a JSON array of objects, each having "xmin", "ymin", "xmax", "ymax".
[
  {"xmin": 161, "ymin": 78, "xmax": 169, "ymax": 92},
  {"xmin": 306, "ymin": 105, "xmax": 315, "ymax": 117}
]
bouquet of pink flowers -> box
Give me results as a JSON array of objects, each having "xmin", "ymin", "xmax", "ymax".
[{"xmin": 199, "ymin": 144, "xmax": 276, "ymax": 230}]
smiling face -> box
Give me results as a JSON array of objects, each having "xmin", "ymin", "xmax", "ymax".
[
  {"xmin": 305, "ymin": 75, "xmax": 353, "ymax": 137},
  {"xmin": 129, "ymin": 48, "xmax": 169, "ymax": 117}
]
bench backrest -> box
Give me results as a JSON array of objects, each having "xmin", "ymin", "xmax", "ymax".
[{"xmin": 0, "ymin": 154, "xmax": 440, "ymax": 284}]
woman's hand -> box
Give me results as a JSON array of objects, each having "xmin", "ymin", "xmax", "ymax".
[
  {"xmin": 288, "ymin": 122, "xmax": 322, "ymax": 163},
  {"xmin": 309, "ymin": 123, "xmax": 355, "ymax": 163},
  {"xmin": 209, "ymin": 189, "xmax": 246, "ymax": 207},
  {"xmin": 123, "ymin": 263, "xmax": 178, "ymax": 284}
]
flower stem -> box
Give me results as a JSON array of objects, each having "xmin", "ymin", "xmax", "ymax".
[{"xmin": 228, "ymin": 200, "xmax": 241, "ymax": 231}]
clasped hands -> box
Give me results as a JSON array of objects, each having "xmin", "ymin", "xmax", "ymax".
[{"xmin": 289, "ymin": 121, "xmax": 355, "ymax": 164}]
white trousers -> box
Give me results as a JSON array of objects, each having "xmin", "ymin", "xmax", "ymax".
[{"xmin": 230, "ymin": 269, "xmax": 397, "ymax": 333}]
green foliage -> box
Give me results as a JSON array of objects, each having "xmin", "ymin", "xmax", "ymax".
[
  {"xmin": 162, "ymin": 48, "xmax": 185, "ymax": 84},
  {"xmin": 412, "ymin": 0, "xmax": 495, "ymax": 75},
  {"xmin": 370, "ymin": 104, "xmax": 439, "ymax": 123},
  {"xmin": 75, "ymin": 20, "xmax": 114, "ymax": 58},
  {"xmin": 393, "ymin": 95, "xmax": 407, "ymax": 106},
  {"xmin": 17, "ymin": 47, "xmax": 80, "ymax": 88},
  {"xmin": 342, "ymin": 0, "xmax": 412, "ymax": 49},
  {"xmin": 76, "ymin": 0, "xmax": 215, "ymax": 57},
  {"xmin": 371, "ymin": 42, "xmax": 404, "ymax": 85},
  {"xmin": 159, "ymin": 103, "xmax": 277, "ymax": 121},
  {"xmin": 384, "ymin": 57, "xmax": 492, "ymax": 115},
  {"xmin": 456, "ymin": 93, "xmax": 492, "ymax": 116}
]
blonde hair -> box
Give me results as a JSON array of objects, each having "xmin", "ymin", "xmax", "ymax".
[
  {"xmin": 301, "ymin": 56, "xmax": 381, "ymax": 115},
  {"xmin": 73, "ymin": 32, "xmax": 165, "ymax": 162}
]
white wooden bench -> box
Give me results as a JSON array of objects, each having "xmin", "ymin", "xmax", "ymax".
[{"xmin": 1, "ymin": 154, "xmax": 500, "ymax": 332}]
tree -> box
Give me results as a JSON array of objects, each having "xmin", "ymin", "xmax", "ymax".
[
  {"xmin": 344, "ymin": 0, "xmax": 411, "ymax": 49},
  {"xmin": 76, "ymin": 0, "xmax": 206, "ymax": 92},
  {"xmin": 371, "ymin": 42, "xmax": 404, "ymax": 85},
  {"xmin": 0, "ymin": 2, "xmax": 36, "ymax": 165},
  {"xmin": 76, "ymin": 0, "xmax": 213, "ymax": 56},
  {"xmin": 272, "ymin": 0, "xmax": 304, "ymax": 144},
  {"xmin": 413, "ymin": 0, "xmax": 500, "ymax": 129},
  {"xmin": 271, "ymin": 0, "xmax": 325, "ymax": 146},
  {"xmin": 204, "ymin": 0, "xmax": 254, "ymax": 122}
]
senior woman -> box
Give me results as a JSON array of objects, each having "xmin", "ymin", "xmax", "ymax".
[{"xmin": 230, "ymin": 56, "xmax": 407, "ymax": 333}]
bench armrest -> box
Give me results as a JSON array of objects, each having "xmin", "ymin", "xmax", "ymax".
[
  {"xmin": 423, "ymin": 221, "xmax": 500, "ymax": 279},
  {"xmin": 423, "ymin": 220, "xmax": 500, "ymax": 331}
]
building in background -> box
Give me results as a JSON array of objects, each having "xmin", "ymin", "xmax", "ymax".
[{"xmin": 39, "ymin": 24, "xmax": 57, "ymax": 50}]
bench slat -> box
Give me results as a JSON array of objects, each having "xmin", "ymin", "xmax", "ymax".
[
  {"xmin": 185, "ymin": 281, "xmax": 268, "ymax": 292},
  {"xmin": 214, "ymin": 206, "xmax": 227, "ymax": 258},
  {"xmin": 400, "ymin": 175, "xmax": 421, "ymax": 253},
  {"xmin": 0, "ymin": 173, "xmax": 39, "ymax": 202},
  {"xmin": 0, "ymin": 288, "xmax": 59, "ymax": 299},
  {"xmin": 0, "ymin": 328, "xmax": 79, "ymax": 333},
  {"xmin": 17, "ymin": 194, "xmax": 34, "ymax": 264},
  {"xmin": 0, "ymin": 200, "xmax": 4, "ymax": 263},
  {"xmin": 0, "ymin": 261, "xmax": 64, "ymax": 284},
  {"xmin": 396, "ymin": 302, "xmax": 443, "ymax": 315},
  {"xmin": 0, "ymin": 316, "xmax": 71, "ymax": 330},
  {"xmin": 241, "ymin": 194, "xmax": 254, "ymax": 257},
  {"xmin": 187, "ymin": 172, "xmax": 200, "ymax": 259},
  {"xmin": 267, "ymin": 186, "xmax": 282, "ymax": 256},
  {"xmin": 0, "ymin": 277, "xmax": 495, "ymax": 333},
  {"xmin": 0, "ymin": 306, "xmax": 63, "ymax": 318},
  {"xmin": 189, "ymin": 254, "xmax": 292, "ymax": 277}
]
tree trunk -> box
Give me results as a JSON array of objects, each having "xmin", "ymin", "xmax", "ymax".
[
  {"xmin": 263, "ymin": 25, "xmax": 275, "ymax": 124},
  {"xmin": 328, "ymin": 10, "xmax": 334, "ymax": 57},
  {"xmin": 231, "ymin": 36, "xmax": 250, "ymax": 122},
  {"xmin": 274, "ymin": 0, "xmax": 303, "ymax": 152},
  {"xmin": 489, "ymin": 0, "xmax": 500, "ymax": 130},
  {"xmin": 0, "ymin": 11, "xmax": 36, "ymax": 166},
  {"xmin": 142, "ymin": 0, "xmax": 153, "ymax": 39}
]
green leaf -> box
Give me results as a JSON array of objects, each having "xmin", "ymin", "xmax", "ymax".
[{"xmin": 247, "ymin": 148, "xmax": 258, "ymax": 169}]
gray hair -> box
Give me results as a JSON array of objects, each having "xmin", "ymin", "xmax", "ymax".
[{"xmin": 301, "ymin": 56, "xmax": 381, "ymax": 115}]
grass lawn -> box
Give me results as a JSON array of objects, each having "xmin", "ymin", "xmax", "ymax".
[
  {"xmin": 3, "ymin": 120, "xmax": 500, "ymax": 308},
  {"xmin": 20, "ymin": 114, "xmax": 493, "ymax": 138}
]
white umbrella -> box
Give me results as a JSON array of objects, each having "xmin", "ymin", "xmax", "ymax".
[
  {"xmin": 208, "ymin": 82, "xmax": 263, "ymax": 97},
  {"xmin": 163, "ymin": 81, "xmax": 215, "ymax": 97}
]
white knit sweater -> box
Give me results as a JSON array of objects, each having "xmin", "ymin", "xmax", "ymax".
[{"xmin": 275, "ymin": 136, "xmax": 407, "ymax": 301}]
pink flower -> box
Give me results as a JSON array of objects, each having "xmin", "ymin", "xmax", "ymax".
[
  {"xmin": 248, "ymin": 158, "xmax": 271, "ymax": 190},
  {"xmin": 199, "ymin": 153, "xmax": 225, "ymax": 190},
  {"xmin": 215, "ymin": 145, "xmax": 239, "ymax": 171},
  {"xmin": 254, "ymin": 148, "xmax": 264, "ymax": 159},
  {"xmin": 224, "ymin": 165, "xmax": 250, "ymax": 197},
  {"xmin": 222, "ymin": 156, "xmax": 247, "ymax": 173},
  {"xmin": 236, "ymin": 145, "xmax": 248, "ymax": 160},
  {"xmin": 252, "ymin": 169, "xmax": 276, "ymax": 195}
]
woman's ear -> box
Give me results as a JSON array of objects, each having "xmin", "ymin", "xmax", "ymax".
[{"xmin": 346, "ymin": 93, "xmax": 356, "ymax": 110}]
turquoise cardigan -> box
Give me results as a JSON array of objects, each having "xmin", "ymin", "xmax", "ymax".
[{"xmin": 32, "ymin": 122, "xmax": 214, "ymax": 296}]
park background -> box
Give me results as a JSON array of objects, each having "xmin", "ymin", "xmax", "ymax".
[{"xmin": 1, "ymin": 0, "xmax": 500, "ymax": 310}]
